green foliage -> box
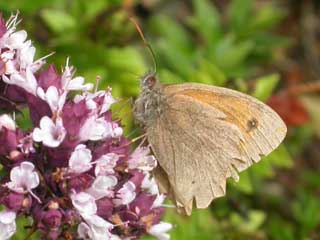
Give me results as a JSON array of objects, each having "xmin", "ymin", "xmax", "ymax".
[
  {"xmin": 292, "ymin": 191, "xmax": 320, "ymax": 237},
  {"xmin": 149, "ymin": 0, "xmax": 288, "ymax": 81},
  {"xmin": 0, "ymin": 0, "xmax": 316, "ymax": 240},
  {"xmin": 253, "ymin": 74, "xmax": 280, "ymax": 101}
]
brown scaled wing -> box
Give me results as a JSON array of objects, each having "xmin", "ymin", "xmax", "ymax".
[{"xmin": 147, "ymin": 83, "xmax": 287, "ymax": 215}]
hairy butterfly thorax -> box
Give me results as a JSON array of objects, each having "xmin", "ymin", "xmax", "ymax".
[{"xmin": 133, "ymin": 73, "xmax": 165, "ymax": 127}]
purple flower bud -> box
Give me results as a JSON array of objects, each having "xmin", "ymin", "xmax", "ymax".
[
  {"xmin": 37, "ymin": 64, "xmax": 61, "ymax": 91},
  {"xmin": 129, "ymin": 193, "xmax": 156, "ymax": 217},
  {"xmin": 47, "ymin": 229, "xmax": 61, "ymax": 240},
  {"xmin": 62, "ymin": 100, "xmax": 90, "ymax": 138},
  {"xmin": 0, "ymin": 83, "xmax": 27, "ymax": 110},
  {"xmin": 42, "ymin": 209, "xmax": 62, "ymax": 228},
  {"xmin": 2, "ymin": 192, "xmax": 24, "ymax": 211},
  {"xmin": 93, "ymin": 137, "xmax": 130, "ymax": 162},
  {"xmin": 150, "ymin": 207, "xmax": 165, "ymax": 225},
  {"xmin": 0, "ymin": 13, "xmax": 7, "ymax": 38},
  {"xmin": 26, "ymin": 93, "xmax": 51, "ymax": 126},
  {"xmin": 129, "ymin": 170, "xmax": 145, "ymax": 191},
  {"xmin": 96, "ymin": 197, "xmax": 114, "ymax": 220},
  {"xmin": 46, "ymin": 147, "xmax": 73, "ymax": 169},
  {"xmin": 68, "ymin": 173, "xmax": 94, "ymax": 193},
  {"xmin": 0, "ymin": 128, "xmax": 20, "ymax": 156},
  {"xmin": 0, "ymin": 59, "xmax": 5, "ymax": 76}
]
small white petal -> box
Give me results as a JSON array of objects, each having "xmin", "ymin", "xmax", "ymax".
[
  {"xmin": 33, "ymin": 117, "xmax": 66, "ymax": 148},
  {"xmin": 79, "ymin": 116, "xmax": 113, "ymax": 141},
  {"xmin": 46, "ymin": 86, "xmax": 59, "ymax": 110},
  {"xmin": 82, "ymin": 215, "xmax": 114, "ymax": 240},
  {"xmin": 7, "ymin": 30, "xmax": 27, "ymax": 49},
  {"xmin": 69, "ymin": 145, "xmax": 92, "ymax": 174},
  {"xmin": 78, "ymin": 222, "xmax": 92, "ymax": 239},
  {"xmin": 36, "ymin": 87, "xmax": 46, "ymax": 100},
  {"xmin": 114, "ymin": 181, "xmax": 136, "ymax": 206},
  {"xmin": 24, "ymin": 67, "xmax": 38, "ymax": 95},
  {"xmin": 19, "ymin": 43, "xmax": 36, "ymax": 68},
  {"xmin": 32, "ymin": 128, "xmax": 43, "ymax": 142},
  {"xmin": 73, "ymin": 94, "xmax": 85, "ymax": 103},
  {"xmin": 4, "ymin": 60, "xmax": 15, "ymax": 74},
  {"xmin": 0, "ymin": 210, "xmax": 16, "ymax": 224},
  {"xmin": 7, "ymin": 162, "xmax": 39, "ymax": 193},
  {"xmin": 1, "ymin": 51, "xmax": 14, "ymax": 60},
  {"xmin": 100, "ymin": 93, "xmax": 116, "ymax": 114},
  {"xmin": 20, "ymin": 161, "xmax": 35, "ymax": 172},
  {"xmin": 67, "ymin": 76, "xmax": 84, "ymax": 90},
  {"xmin": 71, "ymin": 192, "xmax": 97, "ymax": 217},
  {"xmin": 152, "ymin": 194, "xmax": 166, "ymax": 209},
  {"xmin": 86, "ymin": 175, "xmax": 117, "ymax": 200},
  {"xmin": 112, "ymin": 127, "xmax": 123, "ymax": 138},
  {"xmin": 0, "ymin": 114, "xmax": 16, "ymax": 131},
  {"xmin": 148, "ymin": 222, "xmax": 173, "ymax": 240},
  {"xmin": 0, "ymin": 209, "xmax": 16, "ymax": 240},
  {"xmin": 94, "ymin": 153, "xmax": 119, "ymax": 176}
]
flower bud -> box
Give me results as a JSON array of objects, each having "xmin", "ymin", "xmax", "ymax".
[{"xmin": 2, "ymin": 192, "xmax": 24, "ymax": 211}]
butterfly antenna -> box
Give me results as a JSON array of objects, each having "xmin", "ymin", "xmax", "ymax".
[{"xmin": 130, "ymin": 18, "xmax": 157, "ymax": 74}]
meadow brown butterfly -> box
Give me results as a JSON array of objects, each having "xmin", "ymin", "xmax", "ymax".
[{"xmin": 131, "ymin": 21, "xmax": 287, "ymax": 215}]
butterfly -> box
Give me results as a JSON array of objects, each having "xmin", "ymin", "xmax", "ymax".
[{"xmin": 133, "ymin": 73, "xmax": 287, "ymax": 215}]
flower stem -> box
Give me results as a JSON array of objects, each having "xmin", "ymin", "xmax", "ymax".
[{"xmin": 24, "ymin": 225, "xmax": 37, "ymax": 240}]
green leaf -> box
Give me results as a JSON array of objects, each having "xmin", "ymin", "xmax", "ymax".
[
  {"xmin": 191, "ymin": 60, "xmax": 226, "ymax": 85},
  {"xmin": 147, "ymin": 209, "xmax": 223, "ymax": 240},
  {"xmin": 41, "ymin": 9, "xmax": 77, "ymax": 33},
  {"xmin": 252, "ymin": 73, "xmax": 280, "ymax": 101},
  {"xmin": 0, "ymin": 0, "xmax": 53, "ymax": 14},
  {"xmin": 286, "ymin": 124, "xmax": 313, "ymax": 156},
  {"xmin": 252, "ymin": 34, "xmax": 292, "ymax": 56},
  {"xmin": 234, "ymin": 78, "xmax": 249, "ymax": 93},
  {"xmin": 212, "ymin": 36, "xmax": 254, "ymax": 72},
  {"xmin": 159, "ymin": 69, "xmax": 185, "ymax": 84},
  {"xmin": 228, "ymin": 0, "xmax": 253, "ymax": 34},
  {"xmin": 150, "ymin": 16, "xmax": 193, "ymax": 53},
  {"xmin": 230, "ymin": 210, "xmax": 266, "ymax": 232},
  {"xmin": 81, "ymin": 67, "xmax": 108, "ymax": 85},
  {"xmin": 201, "ymin": 60, "xmax": 226, "ymax": 86},
  {"xmin": 188, "ymin": 0, "xmax": 221, "ymax": 45},
  {"xmin": 265, "ymin": 145, "xmax": 293, "ymax": 168},
  {"xmin": 12, "ymin": 216, "xmax": 39, "ymax": 240},
  {"xmin": 150, "ymin": 16, "xmax": 195, "ymax": 78},
  {"xmin": 249, "ymin": 5, "xmax": 286, "ymax": 33},
  {"xmin": 252, "ymin": 157, "xmax": 275, "ymax": 178},
  {"xmin": 104, "ymin": 47, "xmax": 146, "ymax": 96},
  {"xmin": 301, "ymin": 95, "xmax": 320, "ymax": 138},
  {"xmin": 232, "ymin": 170, "xmax": 253, "ymax": 194},
  {"xmin": 268, "ymin": 218, "xmax": 295, "ymax": 240},
  {"xmin": 106, "ymin": 47, "xmax": 147, "ymax": 75},
  {"xmin": 77, "ymin": 0, "xmax": 111, "ymax": 23},
  {"xmin": 292, "ymin": 192, "xmax": 320, "ymax": 237},
  {"xmin": 158, "ymin": 41, "xmax": 195, "ymax": 78},
  {"xmin": 16, "ymin": 108, "xmax": 32, "ymax": 131}
]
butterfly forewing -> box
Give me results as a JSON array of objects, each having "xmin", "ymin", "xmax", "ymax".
[{"xmin": 164, "ymin": 83, "xmax": 287, "ymax": 163}]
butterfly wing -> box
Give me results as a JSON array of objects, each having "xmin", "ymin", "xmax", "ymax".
[{"xmin": 147, "ymin": 83, "xmax": 286, "ymax": 214}]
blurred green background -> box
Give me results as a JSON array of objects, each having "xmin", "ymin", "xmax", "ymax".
[{"xmin": 2, "ymin": 0, "xmax": 320, "ymax": 239}]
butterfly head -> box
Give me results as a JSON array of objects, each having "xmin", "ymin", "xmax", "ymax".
[
  {"xmin": 133, "ymin": 72, "xmax": 164, "ymax": 126},
  {"xmin": 140, "ymin": 72, "xmax": 160, "ymax": 90}
]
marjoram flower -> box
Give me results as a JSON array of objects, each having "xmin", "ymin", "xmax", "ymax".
[{"xmin": 0, "ymin": 12, "xmax": 171, "ymax": 240}]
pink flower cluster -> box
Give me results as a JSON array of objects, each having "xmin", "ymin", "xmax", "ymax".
[{"xmin": 0, "ymin": 13, "xmax": 172, "ymax": 240}]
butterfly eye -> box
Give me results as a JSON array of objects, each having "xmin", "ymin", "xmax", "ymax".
[{"xmin": 144, "ymin": 75, "xmax": 157, "ymax": 89}]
